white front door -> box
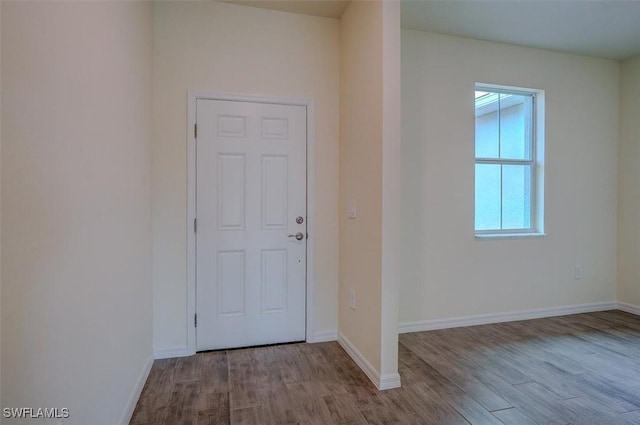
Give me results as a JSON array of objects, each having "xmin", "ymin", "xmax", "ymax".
[{"xmin": 195, "ymin": 99, "xmax": 307, "ymax": 351}]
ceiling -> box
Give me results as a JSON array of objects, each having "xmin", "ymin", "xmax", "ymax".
[
  {"xmin": 401, "ymin": 1, "xmax": 640, "ymax": 61},
  {"xmin": 223, "ymin": 0, "xmax": 350, "ymax": 19},
  {"xmin": 222, "ymin": 0, "xmax": 640, "ymax": 61}
]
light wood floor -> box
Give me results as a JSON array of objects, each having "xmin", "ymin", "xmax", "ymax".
[{"xmin": 130, "ymin": 310, "xmax": 640, "ymax": 424}]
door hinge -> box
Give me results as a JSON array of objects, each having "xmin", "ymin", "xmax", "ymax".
[
  {"xmin": 194, "ymin": 313, "xmax": 197, "ymax": 327},
  {"xmin": 194, "ymin": 218, "xmax": 198, "ymax": 233},
  {"xmin": 194, "ymin": 123, "xmax": 198, "ymax": 139}
]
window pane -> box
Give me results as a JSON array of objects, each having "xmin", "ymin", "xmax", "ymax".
[
  {"xmin": 502, "ymin": 164, "xmax": 531, "ymax": 229},
  {"xmin": 475, "ymin": 92, "xmax": 499, "ymax": 158},
  {"xmin": 499, "ymin": 93, "xmax": 532, "ymax": 160},
  {"xmin": 475, "ymin": 164, "xmax": 501, "ymax": 230}
]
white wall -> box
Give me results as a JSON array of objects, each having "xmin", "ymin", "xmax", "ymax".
[
  {"xmin": 618, "ymin": 55, "xmax": 640, "ymax": 307},
  {"xmin": 401, "ymin": 30, "xmax": 619, "ymax": 326},
  {"xmin": 152, "ymin": 2, "xmax": 340, "ymax": 352},
  {"xmin": 1, "ymin": 3, "xmax": 153, "ymax": 424}
]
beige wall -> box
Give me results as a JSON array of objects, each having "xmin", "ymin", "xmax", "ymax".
[
  {"xmin": 618, "ymin": 56, "xmax": 640, "ymax": 306},
  {"xmin": 339, "ymin": 0, "xmax": 384, "ymax": 372},
  {"xmin": 401, "ymin": 30, "xmax": 619, "ymax": 325},
  {"xmin": 152, "ymin": 2, "xmax": 340, "ymax": 351},
  {"xmin": 1, "ymin": 2, "xmax": 153, "ymax": 424}
]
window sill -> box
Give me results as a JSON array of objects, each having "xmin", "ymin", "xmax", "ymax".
[{"xmin": 475, "ymin": 232, "xmax": 546, "ymax": 240}]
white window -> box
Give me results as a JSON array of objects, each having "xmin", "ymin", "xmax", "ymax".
[{"xmin": 475, "ymin": 84, "xmax": 544, "ymax": 237}]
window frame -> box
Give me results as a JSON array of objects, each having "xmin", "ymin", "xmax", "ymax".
[{"xmin": 474, "ymin": 83, "xmax": 545, "ymax": 238}]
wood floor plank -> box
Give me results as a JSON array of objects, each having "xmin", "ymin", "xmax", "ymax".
[
  {"xmin": 285, "ymin": 380, "xmax": 344, "ymax": 404},
  {"xmin": 406, "ymin": 383, "xmax": 472, "ymax": 425},
  {"xmin": 322, "ymin": 393, "xmax": 369, "ymax": 425},
  {"xmin": 164, "ymin": 381, "xmax": 200, "ymax": 425},
  {"xmin": 361, "ymin": 387, "xmax": 437, "ymax": 425},
  {"xmin": 259, "ymin": 382, "xmax": 301, "ymax": 425},
  {"xmin": 491, "ymin": 407, "xmax": 537, "ymax": 425},
  {"xmin": 228, "ymin": 384, "xmax": 261, "ymax": 411},
  {"xmin": 359, "ymin": 406, "xmax": 423, "ymax": 425},
  {"xmin": 430, "ymin": 383, "xmax": 505, "ymax": 425},
  {"xmin": 230, "ymin": 406, "xmax": 262, "ymax": 425},
  {"xmin": 560, "ymin": 395, "xmax": 619, "ymax": 425},
  {"xmin": 398, "ymin": 342, "xmax": 451, "ymax": 387},
  {"xmin": 618, "ymin": 409, "xmax": 640, "ymax": 425},
  {"xmin": 174, "ymin": 354, "xmax": 203, "ymax": 383},
  {"xmin": 199, "ymin": 351, "xmax": 229, "ymax": 395},
  {"xmin": 462, "ymin": 356, "xmax": 571, "ymax": 425},
  {"xmin": 227, "ymin": 349, "xmax": 264, "ymax": 410},
  {"xmin": 570, "ymin": 373, "xmax": 640, "ymax": 413},
  {"xmin": 589, "ymin": 310, "xmax": 640, "ymax": 330},
  {"xmin": 130, "ymin": 312, "xmax": 640, "ymax": 425},
  {"xmin": 292, "ymin": 397, "xmax": 335, "ymax": 425},
  {"xmin": 129, "ymin": 358, "xmax": 176, "ymax": 425},
  {"xmin": 197, "ymin": 392, "xmax": 230, "ymax": 425},
  {"xmin": 480, "ymin": 348, "xmax": 582, "ymax": 401},
  {"xmin": 404, "ymin": 340, "xmax": 513, "ymax": 411},
  {"xmin": 512, "ymin": 382, "xmax": 619, "ymax": 425},
  {"xmin": 341, "ymin": 383, "xmax": 385, "ymax": 411}
]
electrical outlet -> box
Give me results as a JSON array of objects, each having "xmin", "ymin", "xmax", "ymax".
[
  {"xmin": 349, "ymin": 289, "xmax": 356, "ymax": 310},
  {"xmin": 575, "ymin": 265, "xmax": 582, "ymax": 280},
  {"xmin": 347, "ymin": 199, "xmax": 357, "ymax": 219}
]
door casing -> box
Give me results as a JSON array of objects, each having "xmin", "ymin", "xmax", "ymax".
[{"xmin": 186, "ymin": 91, "xmax": 316, "ymax": 355}]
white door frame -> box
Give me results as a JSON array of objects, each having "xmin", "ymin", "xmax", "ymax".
[{"xmin": 186, "ymin": 91, "xmax": 316, "ymax": 355}]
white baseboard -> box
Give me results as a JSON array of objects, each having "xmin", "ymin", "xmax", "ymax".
[
  {"xmin": 154, "ymin": 345, "xmax": 190, "ymax": 359},
  {"xmin": 379, "ymin": 372, "xmax": 402, "ymax": 390},
  {"xmin": 337, "ymin": 331, "xmax": 401, "ymax": 391},
  {"xmin": 617, "ymin": 302, "xmax": 640, "ymax": 315},
  {"xmin": 309, "ymin": 330, "xmax": 338, "ymax": 343},
  {"xmin": 399, "ymin": 301, "xmax": 618, "ymax": 334},
  {"xmin": 119, "ymin": 355, "xmax": 153, "ymax": 425}
]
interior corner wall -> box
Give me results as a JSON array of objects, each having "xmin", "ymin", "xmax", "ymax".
[
  {"xmin": 401, "ymin": 30, "xmax": 619, "ymax": 326},
  {"xmin": 618, "ymin": 55, "xmax": 640, "ymax": 307},
  {"xmin": 338, "ymin": 0, "xmax": 384, "ymax": 373},
  {"xmin": 152, "ymin": 2, "xmax": 340, "ymax": 352},
  {"xmin": 0, "ymin": 1, "xmax": 3, "ymax": 416},
  {"xmin": 380, "ymin": 0, "xmax": 401, "ymax": 381},
  {"xmin": 1, "ymin": 2, "xmax": 153, "ymax": 424}
]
